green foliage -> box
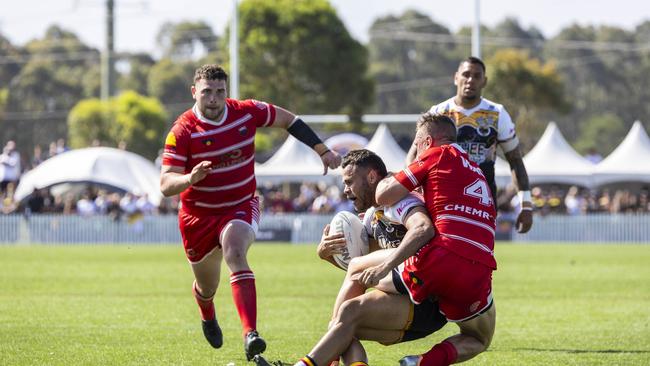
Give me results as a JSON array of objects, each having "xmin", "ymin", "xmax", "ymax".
[
  {"xmin": 67, "ymin": 91, "xmax": 167, "ymax": 159},
  {"xmin": 147, "ymin": 59, "xmax": 194, "ymax": 119},
  {"xmin": 156, "ymin": 21, "xmax": 219, "ymax": 61},
  {"xmin": 574, "ymin": 113, "xmax": 627, "ymax": 155},
  {"xmin": 118, "ymin": 53, "xmax": 155, "ymax": 96},
  {"xmin": 67, "ymin": 98, "xmax": 112, "ymax": 148},
  {"xmin": 484, "ymin": 49, "xmax": 568, "ymax": 150},
  {"xmin": 0, "ymin": 244, "xmax": 649, "ymax": 365},
  {"xmin": 368, "ymin": 10, "xmax": 461, "ymax": 114},
  {"xmin": 230, "ymin": 0, "xmax": 374, "ymax": 118}
]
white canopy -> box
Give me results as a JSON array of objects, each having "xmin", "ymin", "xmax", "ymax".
[
  {"xmin": 365, "ymin": 124, "xmax": 408, "ymax": 172},
  {"xmin": 593, "ymin": 121, "xmax": 650, "ymax": 185},
  {"xmin": 256, "ymin": 136, "xmax": 340, "ymax": 184},
  {"xmin": 14, "ymin": 147, "xmax": 162, "ymax": 204},
  {"xmin": 523, "ymin": 122, "xmax": 595, "ymax": 187}
]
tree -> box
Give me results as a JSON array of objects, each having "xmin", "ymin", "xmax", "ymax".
[
  {"xmin": 368, "ymin": 10, "xmax": 460, "ymax": 113},
  {"xmin": 574, "ymin": 113, "xmax": 626, "ymax": 156},
  {"xmin": 118, "ymin": 53, "xmax": 155, "ymax": 96},
  {"xmin": 229, "ymin": 0, "xmax": 374, "ymax": 126},
  {"xmin": 484, "ymin": 49, "xmax": 568, "ymax": 150},
  {"xmin": 146, "ymin": 59, "xmax": 195, "ymax": 119},
  {"xmin": 156, "ymin": 21, "xmax": 219, "ymax": 61},
  {"xmin": 68, "ymin": 91, "xmax": 167, "ymax": 160}
]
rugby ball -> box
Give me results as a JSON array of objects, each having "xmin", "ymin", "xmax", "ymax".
[{"xmin": 328, "ymin": 211, "xmax": 369, "ymax": 270}]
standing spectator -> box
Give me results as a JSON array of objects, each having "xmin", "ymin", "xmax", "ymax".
[
  {"xmin": 159, "ymin": 64, "xmax": 340, "ymax": 360},
  {"xmin": 564, "ymin": 186, "xmax": 585, "ymax": 215},
  {"xmin": 56, "ymin": 138, "xmax": 69, "ymax": 154},
  {"xmin": 31, "ymin": 145, "xmax": 44, "ymax": 169},
  {"xmin": 0, "ymin": 140, "xmax": 21, "ymax": 194}
]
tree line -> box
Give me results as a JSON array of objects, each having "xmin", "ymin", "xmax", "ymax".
[{"xmin": 1, "ymin": 0, "xmax": 649, "ymax": 160}]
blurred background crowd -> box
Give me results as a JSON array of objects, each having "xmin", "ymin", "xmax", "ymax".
[{"xmin": 2, "ymin": 139, "xmax": 649, "ymax": 217}]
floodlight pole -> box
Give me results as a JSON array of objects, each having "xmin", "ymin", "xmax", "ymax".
[
  {"xmin": 472, "ymin": 0, "xmax": 481, "ymax": 59},
  {"xmin": 101, "ymin": 0, "xmax": 116, "ymax": 101},
  {"xmin": 230, "ymin": 0, "xmax": 239, "ymax": 99}
]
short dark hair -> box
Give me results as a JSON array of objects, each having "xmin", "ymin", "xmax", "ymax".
[
  {"xmin": 342, "ymin": 149, "xmax": 388, "ymax": 178},
  {"xmin": 416, "ymin": 112, "xmax": 457, "ymax": 142},
  {"xmin": 194, "ymin": 64, "xmax": 228, "ymax": 83},
  {"xmin": 459, "ymin": 56, "xmax": 486, "ymax": 74}
]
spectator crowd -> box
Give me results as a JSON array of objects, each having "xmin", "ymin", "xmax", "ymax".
[{"xmin": 2, "ymin": 139, "xmax": 649, "ymax": 217}]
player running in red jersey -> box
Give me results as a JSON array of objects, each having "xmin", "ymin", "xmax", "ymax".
[
  {"xmin": 160, "ymin": 64, "xmax": 341, "ymax": 361},
  {"xmin": 359, "ymin": 112, "xmax": 497, "ymax": 365}
]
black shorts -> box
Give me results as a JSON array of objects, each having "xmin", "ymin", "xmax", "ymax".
[{"xmin": 392, "ymin": 269, "xmax": 447, "ymax": 342}]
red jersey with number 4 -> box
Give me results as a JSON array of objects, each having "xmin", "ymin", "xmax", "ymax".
[
  {"xmin": 162, "ymin": 99, "xmax": 276, "ymax": 215},
  {"xmin": 395, "ymin": 143, "xmax": 497, "ymax": 269}
]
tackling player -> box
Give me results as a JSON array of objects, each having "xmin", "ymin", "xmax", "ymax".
[
  {"xmin": 408, "ymin": 56, "xmax": 533, "ymax": 233},
  {"xmin": 159, "ymin": 64, "xmax": 341, "ymax": 361},
  {"xmin": 363, "ymin": 112, "xmax": 497, "ymax": 365},
  {"xmin": 285, "ymin": 149, "xmax": 446, "ymax": 366}
]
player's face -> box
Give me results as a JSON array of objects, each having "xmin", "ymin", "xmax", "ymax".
[
  {"xmin": 342, "ymin": 164, "xmax": 375, "ymax": 212},
  {"xmin": 454, "ymin": 62, "xmax": 486, "ymax": 103},
  {"xmin": 192, "ymin": 78, "xmax": 227, "ymax": 120}
]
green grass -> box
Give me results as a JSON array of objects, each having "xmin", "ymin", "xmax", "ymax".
[{"xmin": 1, "ymin": 243, "xmax": 649, "ymax": 365}]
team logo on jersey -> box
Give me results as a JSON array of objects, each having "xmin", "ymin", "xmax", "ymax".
[
  {"xmin": 202, "ymin": 138, "xmax": 214, "ymax": 146},
  {"xmin": 476, "ymin": 117, "xmax": 494, "ymax": 137},
  {"xmin": 165, "ymin": 132, "xmax": 177, "ymax": 147},
  {"xmin": 239, "ymin": 126, "xmax": 248, "ymax": 136}
]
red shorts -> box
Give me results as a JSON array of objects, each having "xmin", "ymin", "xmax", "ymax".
[
  {"xmin": 398, "ymin": 244, "xmax": 493, "ymax": 322},
  {"xmin": 178, "ymin": 197, "xmax": 260, "ymax": 263}
]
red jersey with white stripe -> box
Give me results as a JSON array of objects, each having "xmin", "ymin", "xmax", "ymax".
[
  {"xmin": 395, "ymin": 143, "xmax": 497, "ymax": 269},
  {"xmin": 162, "ymin": 99, "xmax": 276, "ymax": 215}
]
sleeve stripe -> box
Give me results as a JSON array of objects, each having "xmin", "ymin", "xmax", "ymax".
[
  {"xmin": 163, "ymin": 152, "xmax": 187, "ymax": 162},
  {"xmin": 263, "ymin": 105, "xmax": 271, "ymax": 127},
  {"xmin": 404, "ymin": 167, "xmax": 419, "ymax": 186}
]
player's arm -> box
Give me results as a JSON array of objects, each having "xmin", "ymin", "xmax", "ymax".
[
  {"xmin": 160, "ymin": 162, "xmax": 212, "ymax": 197},
  {"xmin": 354, "ymin": 207, "xmax": 434, "ymax": 288},
  {"xmin": 503, "ymin": 145, "xmax": 533, "ymax": 233},
  {"xmin": 271, "ymin": 106, "xmax": 341, "ymax": 174},
  {"xmin": 498, "ymin": 107, "xmax": 533, "ymax": 233},
  {"xmin": 376, "ymin": 174, "xmax": 410, "ymax": 207},
  {"xmin": 406, "ymin": 142, "xmax": 417, "ymax": 165}
]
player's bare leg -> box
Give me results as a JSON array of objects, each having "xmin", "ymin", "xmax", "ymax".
[
  {"xmin": 221, "ymin": 220, "xmax": 266, "ymax": 360},
  {"xmin": 331, "ymin": 249, "xmax": 395, "ymax": 320},
  {"xmin": 190, "ymin": 247, "xmax": 224, "ymax": 348},
  {"xmin": 400, "ymin": 303, "xmax": 496, "ymax": 365},
  {"xmin": 296, "ymin": 288, "xmax": 412, "ymax": 366}
]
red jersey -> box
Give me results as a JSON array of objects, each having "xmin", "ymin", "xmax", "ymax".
[
  {"xmin": 162, "ymin": 99, "xmax": 276, "ymax": 215},
  {"xmin": 395, "ymin": 143, "xmax": 497, "ymax": 269}
]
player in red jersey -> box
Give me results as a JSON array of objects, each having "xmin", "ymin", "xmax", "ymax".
[
  {"xmin": 159, "ymin": 64, "xmax": 341, "ymax": 361},
  {"xmin": 357, "ymin": 112, "xmax": 497, "ymax": 366}
]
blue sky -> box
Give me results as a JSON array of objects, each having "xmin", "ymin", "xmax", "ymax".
[{"xmin": 0, "ymin": 0, "xmax": 648, "ymax": 55}]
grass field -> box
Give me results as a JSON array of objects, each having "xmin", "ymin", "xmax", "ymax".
[{"xmin": 1, "ymin": 243, "xmax": 649, "ymax": 365}]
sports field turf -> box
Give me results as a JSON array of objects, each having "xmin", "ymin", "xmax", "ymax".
[{"xmin": 1, "ymin": 243, "xmax": 649, "ymax": 365}]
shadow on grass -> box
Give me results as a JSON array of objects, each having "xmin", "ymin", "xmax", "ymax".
[{"xmin": 514, "ymin": 348, "xmax": 650, "ymax": 354}]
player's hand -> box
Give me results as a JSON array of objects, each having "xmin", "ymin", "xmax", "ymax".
[
  {"xmin": 317, "ymin": 224, "xmax": 346, "ymax": 260},
  {"xmin": 352, "ymin": 264, "xmax": 390, "ymax": 288},
  {"xmin": 320, "ymin": 150, "xmax": 342, "ymax": 175},
  {"xmin": 188, "ymin": 160, "xmax": 212, "ymax": 185},
  {"xmin": 516, "ymin": 206, "xmax": 533, "ymax": 233}
]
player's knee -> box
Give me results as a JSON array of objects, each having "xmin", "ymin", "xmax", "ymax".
[
  {"xmin": 223, "ymin": 246, "xmax": 247, "ymax": 265},
  {"xmin": 338, "ymin": 298, "xmax": 364, "ymax": 323},
  {"xmin": 347, "ymin": 257, "xmax": 365, "ymax": 276}
]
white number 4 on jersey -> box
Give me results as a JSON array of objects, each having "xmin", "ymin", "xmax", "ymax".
[{"xmin": 464, "ymin": 179, "xmax": 493, "ymax": 206}]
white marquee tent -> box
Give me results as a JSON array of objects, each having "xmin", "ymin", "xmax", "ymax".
[
  {"xmin": 522, "ymin": 122, "xmax": 596, "ymax": 187},
  {"xmin": 365, "ymin": 124, "xmax": 408, "ymax": 172},
  {"xmin": 255, "ymin": 136, "xmax": 340, "ymax": 184},
  {"xmin": 593, "ymin": 121, "xmax": 650, "ymax": 185},
  {"xmin": 14, "ymin": 147, "xmax": 162, "ymax": 204}
]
